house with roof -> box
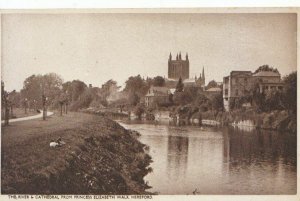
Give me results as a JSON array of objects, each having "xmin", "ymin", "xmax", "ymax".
[
  {"xmin": 223, "ymin": 68, "xmax": 284, "ymax": 111},
  {"xmin": 252, "ymin": 70, "xmax": 284, "ymax": 93},
  {"xmin": 144, "ymin": 86, "xmax": 171, "ymax": 107},
  {"xmin": 223, "ymin": 71, "xmax": 253, "ymax": 111}
]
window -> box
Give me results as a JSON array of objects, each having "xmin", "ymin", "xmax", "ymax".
[{"xmin": 225, "ymin": 89, "xmax": 228, "ymax": 95}]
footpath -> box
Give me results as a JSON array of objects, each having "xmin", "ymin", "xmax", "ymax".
[{"xmin": 1, "ymin": 111, "xmax": 54, "ymax": 124}]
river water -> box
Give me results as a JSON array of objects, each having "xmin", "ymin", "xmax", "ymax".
[{"xmin": 119, "ymin": 120, "xmax": 297, "ymax": 195}]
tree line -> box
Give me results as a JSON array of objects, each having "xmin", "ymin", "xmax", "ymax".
[{"xmin": 1, "ymin": 73, "xmax": 168, "ymax": 114}]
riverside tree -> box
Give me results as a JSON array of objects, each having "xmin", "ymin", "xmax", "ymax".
[
  {"xmin": 175, "ymin": 77, "xmax": 184, "ymax": 92},
  {"xmin": 21, "ymin": 73, "xmax": 63, "ymax": 108},
  {"xmin": 282, "ymin": 71, "xmax": 297, "ymax": 115},
  {"xmin": 123, "ymin": 75, "xmax": 148, "ymax": 106}
]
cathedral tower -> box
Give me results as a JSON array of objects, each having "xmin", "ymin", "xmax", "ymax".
[{"xmin": 168, "ymin": 52, "xmax": 189, "ymax": 80}]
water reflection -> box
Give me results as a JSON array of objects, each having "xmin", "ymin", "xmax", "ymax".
[
  {"xmin": 225, "ymin": 127, "xmax": 296, "ymax": 166},
  {"xmin": 167, "ymin": 135, "xmax": 189, "ymax": 181},
  {"xmin": 119, "ymin": 121, "xmax": 296, "ymax": 195}
]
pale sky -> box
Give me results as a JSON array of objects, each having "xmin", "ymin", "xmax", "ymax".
[{"xmin": 1, "ymin": 13, "xmax": 297, "ymax": 91}]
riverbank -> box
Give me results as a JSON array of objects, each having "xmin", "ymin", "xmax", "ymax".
[
  {"xmin": 1, "ymin": 112, "xmax": 152, "ymax": 194},
  {"xmin": 167, "ymin": 106, "xmax": 296, "ymax": 133},
  {"xmin": 199, "ymin": 109, "xmax": 297, "ymax": 133}
]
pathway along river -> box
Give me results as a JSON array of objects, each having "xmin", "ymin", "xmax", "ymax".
[{"xmin": 118, "ymin": 120, "xmax": 296, "ymax": 195}]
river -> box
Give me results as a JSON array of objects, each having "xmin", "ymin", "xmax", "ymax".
[{"xmin": 119, "ymin": 120, "xmax": 297, "ymax": 195}]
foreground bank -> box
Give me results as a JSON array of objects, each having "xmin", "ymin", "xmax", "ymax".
[{"xmin": 1, "ymin": 112, "xmax": 152, "ymax": 194}]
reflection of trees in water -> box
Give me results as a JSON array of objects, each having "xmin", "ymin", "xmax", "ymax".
[
  {"xmin": 166, "ymin": 135, "xmax": 189, "ymax": 180},
  {"xmin": 224, "ymin": 127, "xmax": 296, "ymax": 168}
]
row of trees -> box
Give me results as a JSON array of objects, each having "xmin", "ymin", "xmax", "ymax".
[
  {"xmin": 1, "ymin": 73, "xmax": 170, "ymax": 114},
  {"xmin": 2, "ymin": 68, "xmax": 296, "ymax": 118}
]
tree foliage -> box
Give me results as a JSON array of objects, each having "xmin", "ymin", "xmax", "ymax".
[
  {"xmin": 152, "ymin": 76, "xmax": 165, "ymax": 87},
  {"xmin": 101, "ymin": 79, "xmax": 120, "ymax": 100},
  {"xmin": 134, "ymin": 103, "xmax": 145, "ymax": 120},
  {"xmin": 124, "ymin": 75, "xmax": 149, "ymax": 106},
  {"xmin": 254, "ymin": 64, "xmax": 279, "ymax": 74},
  {"xmin": 211, "ymin": 93, "xmax": 223, "ymax": 111},
  {"xmin": 175, "ymin": 77, "xmax": 184, "ymax": 92},
  {"xmin": 21, "ymin": 73, "xmax": 63, "ymax": 108},
  {"xmin": 206, "ymin": 80, "xmax": 218, "ymax": 89},
  {"xmin": 282, "ymin": 71, "xmax": 297, "ymax": 114}
]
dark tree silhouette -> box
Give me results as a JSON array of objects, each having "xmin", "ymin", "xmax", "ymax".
[{"xmin": 175, "ymin": 77, "xmax": 184, "ymax": 92}]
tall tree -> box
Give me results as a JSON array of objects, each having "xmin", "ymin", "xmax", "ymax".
[
  {"xmin": 124, "ymin": 75, "xmax": 148, "ymax": 106},
  {"xmin": 101, "ymin": 79, "xmax": 120, "ymax": 100},
  {"xmin": 211, "ymin": 93, "xmax": 224, "ymax": 111},
  {"xmin": 283, "ymin": 71, "xmax": 297, "ymax": 114},
  {"xmin": 21, "ymin": 73, "xmax": 63, "ymax": 108},
  {"xmin": 152, "ymin": 76, "xmax": 165, "ymax": 87},
  {"xmin": 175, "ymin": 77, "xmax": 184, "ymax": 92},
  {"xmin": 70, "ymin": 80, "xmax": 87, "ymax": 101}
]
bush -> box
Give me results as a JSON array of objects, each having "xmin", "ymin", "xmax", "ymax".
[{"xmin": 134, "ymin": 104, "xmax": 145, "ymax": 120}]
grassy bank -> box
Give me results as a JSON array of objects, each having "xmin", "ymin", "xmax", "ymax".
[{"xmin": 1, "ymin": 112, "xmax": 152, "ymax": 194}]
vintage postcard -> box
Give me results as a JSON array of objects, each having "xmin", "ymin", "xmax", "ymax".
[{"xmin": 0, "ymin": 7, "xmax": 299, "ymax": 201}]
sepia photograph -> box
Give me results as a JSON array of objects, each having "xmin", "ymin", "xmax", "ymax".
[{"xmin": 0, "ymin": 8, "xmax": 298, "ymax": 198}]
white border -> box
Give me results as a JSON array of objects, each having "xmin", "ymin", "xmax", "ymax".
[{"xmin": 0, "ymin": 0, "xmax": 299, "ymax": 9}]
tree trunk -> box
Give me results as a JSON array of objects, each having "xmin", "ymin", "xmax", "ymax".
[
  {"xmin": 60, "ymin": 104, "xmax": 63, "ymax": 116},
  {"xmin": 4, "ymin": 105, "xmax": 9, "ymax": 126},
  {"xmin": 10, "ymin": 105, "xmax": 13, "ymax": 118}
]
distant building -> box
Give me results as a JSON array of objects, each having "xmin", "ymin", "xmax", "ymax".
[
  {"xmin": 195, "ymin": 67, "xmax": 206, "ymax": 88},
  {"xmin": 223, "ymin": 71, "xmax": 253, "ymax": 111},
  {"xmin": 167, "ymin": 52, "xmax": 206, "ymax": 89},
  {"xmin": 252, "ymin": 70, "xmax": 284, "ymax": 93},
  {"xmin": 145, "ymin": 86, "xmax": 171, "ymax": 107},
  {"xmin": 223, "ymin": 69, "xmax": 284, "ymax": 111}
]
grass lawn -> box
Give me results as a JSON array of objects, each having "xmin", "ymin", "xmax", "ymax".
[
  {"xmin": 1, "ymin": 111, "xmax": 151, "ymax": 194},
  {"xmin": 1, "ymin": 112, "xmax": 110, "ymax": 192}
]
